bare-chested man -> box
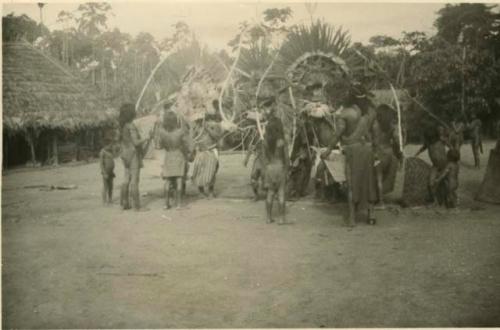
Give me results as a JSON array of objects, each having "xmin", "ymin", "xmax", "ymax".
[{"xmin": 321, "ymin": 85, "xmax": 378, "ymax": 227}]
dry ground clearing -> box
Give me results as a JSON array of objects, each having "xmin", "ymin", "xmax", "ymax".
[{"xmin": 2, "ymin": 143, "xmax": 500, "ymax": 328}]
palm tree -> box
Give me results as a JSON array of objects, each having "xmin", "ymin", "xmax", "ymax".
[{"xmin": 37, "ymin": 3, "xmax": 45, "ymax": 25}]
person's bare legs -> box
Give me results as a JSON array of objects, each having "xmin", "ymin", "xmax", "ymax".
[
  {"xmin": 181, "ymin": 177, "xmax": 187, "ymax": 197},
  {"xmin": 277, "ymin": 183, "xmax": 286, "ymax": 225},
  {"xmin": 175, "ymin": 177, "xmax": 183, "ymax": 209},
  {"xmin": 130, "ymin": 166, "xmax": 142, "ymax": 210},
  {"xmin": 472, "ymin": 144, "xmax": 480, "ymax": 168},
  {"xmin": 208, "ymin": 173, "xmax": 217, "ymax": 198},
  {"xmin": 368, "ymin": 204, "xmax": 376, "ymax": 225},
  {"xmin": 251, "ymin": 175, "xmax": 260, "ymax": 201},
  {"xmin": 107, "ymin": 177, "xmax": 113, "ymax": 204},
  {"xmin": 164, "ymin": 179, "xmax": 171, "ymax": 209},
  {"xmin": 102, "ymin": 176, "xmax": 109, "ymax": 205},
  {"xmin": 375, "ymin": 165, "xmax": 385, "ymax": 209},
  {"xmin": 198, "ymin": 186, "xmax": 208, "ymax": 197},
  {"xmin": 120, "ymin": 168, "xmax": 131, "ymax": 210},
  {"xmin": 208, "ymin": 160, "xmax": 218, "ymax": 199},
  {"xmin": 345, "ymin": 165, "xmax": 356, "ymax": 227},
  {"xmin": 266, "ymin": 189, "xmax": 275, "ymax": 223},
  {"xmin": 429, "ymin": 167, "xmax": 439, "ymax": 206}
]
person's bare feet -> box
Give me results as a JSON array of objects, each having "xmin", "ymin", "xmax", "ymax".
[{"xmin": 344, "ymin": 217, "xmax": 356, "ymax": 228}]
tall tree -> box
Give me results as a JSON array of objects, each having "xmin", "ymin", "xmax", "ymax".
[
  {"xmin": 75, "ymin": 2, "xmax": 113, "ymax": 85},
  {"xmin": 2, "ymin": 13, "xmax": 48, "ymax": 42},
  {"xmin": 435, "ymin": 3, "xmax": 500, "ymax": 48}
]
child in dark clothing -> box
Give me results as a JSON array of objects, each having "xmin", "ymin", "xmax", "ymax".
[
  {"xmin": 434, "ymin": 149, "xmax": 460, "ymax": 208},
  {"xmin": 100, "ymin": 139, "xmax": 116, "ymax": 204}
]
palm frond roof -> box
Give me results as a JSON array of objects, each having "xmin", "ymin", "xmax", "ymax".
[{"xmin": 2, "ymin": 42, "xmax": 116, "ymax": 133}]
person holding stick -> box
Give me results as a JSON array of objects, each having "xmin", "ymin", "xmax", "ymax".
[{"xmin": 119, "ymin": 103, "xmax": 153, "ymax": 211}]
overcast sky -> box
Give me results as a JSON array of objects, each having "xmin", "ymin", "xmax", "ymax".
[{"xmin": 2, "ymin": 1, "xmax": 447, "ymax": 51}]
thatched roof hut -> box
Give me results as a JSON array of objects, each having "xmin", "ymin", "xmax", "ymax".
[
  {"xmin": 2, "ymin": 42, "xmax": 116, "ymax": 133},
  {"xmin": 2, "ymin": 42, "xmax": 117, "ymax": 167}
]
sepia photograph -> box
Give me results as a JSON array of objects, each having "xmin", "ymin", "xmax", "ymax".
[{"xmin": 2, "ymin": 1, "xmax": 500, "ymax": 328}]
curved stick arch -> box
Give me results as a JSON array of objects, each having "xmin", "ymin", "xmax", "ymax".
[{"xmin": 135, "ymin": 52, "xmax": 176, "ymax": 113}]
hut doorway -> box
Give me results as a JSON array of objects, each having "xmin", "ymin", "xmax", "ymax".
[{"xmin": 2, "ymin": 133, "xmax": 32, "ymax": 167}]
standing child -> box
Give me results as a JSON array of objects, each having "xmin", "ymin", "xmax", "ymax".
[
  {"xmin": 262, "ymin": 105, "xmax": 289, "ymax": 225},
  {"xmin": 100, "ymin": 137, "xmax": 115, "ymax": 205},
  {"xmin": 434, "ymin": 149, "xmax": 460, "ymax": 209}
]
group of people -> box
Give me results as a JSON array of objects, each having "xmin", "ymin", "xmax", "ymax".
[
  {"xmin": 245, "ymin": 84, "xmax": 397, "ymax": 227},
  {"xmin": 97, "ymin": 96, "xmax": 292, "ymax": 225},
  {"xmin": 99, "ymin": 102, "xmax": 223, "ymax": 212},
  {"xmin": 414, "ymin": 114, "xmax": 482, "ymax": 209},
  {"xmin": 97, "ymin": 84, "xmax": 485, "ymax": 227}
]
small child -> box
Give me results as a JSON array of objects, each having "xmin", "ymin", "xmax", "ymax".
[
  {"xmin": 263, "ymin": 114, "xmax": 289, "ymax": 224},
  {"xmin": 434, "ymin": 149, "xmax": 460, "ymax": 209},
  {"xmin": 243, "ymin": 139, "xmax": 265, "ymax": 201},
  {"xmin": 100, "ymin": 139, "xmax": 116, "ymax": 204}
]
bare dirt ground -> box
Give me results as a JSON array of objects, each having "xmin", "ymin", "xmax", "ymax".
[{"xmin": 2, "ymin": 142, "xmax": 500, "ymax": 328}]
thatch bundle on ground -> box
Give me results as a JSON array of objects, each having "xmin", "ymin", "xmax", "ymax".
[{"xmin": 2, "ymin": 42, "xmax": 116, "ymax": 167}]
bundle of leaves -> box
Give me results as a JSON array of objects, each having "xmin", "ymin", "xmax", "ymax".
[{"xmin": 174, "ymin": 66, "xmax": 221, "ymax": 122}]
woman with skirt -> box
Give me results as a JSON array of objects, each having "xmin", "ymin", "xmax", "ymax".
[{"xmin": 159, "ymin": 109, "xmax": 191, "ymax": 209}]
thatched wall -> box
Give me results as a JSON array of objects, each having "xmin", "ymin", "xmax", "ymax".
[{"xmin": 2, "ymin": 42, "xmax": 116, "ymax": 133}]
